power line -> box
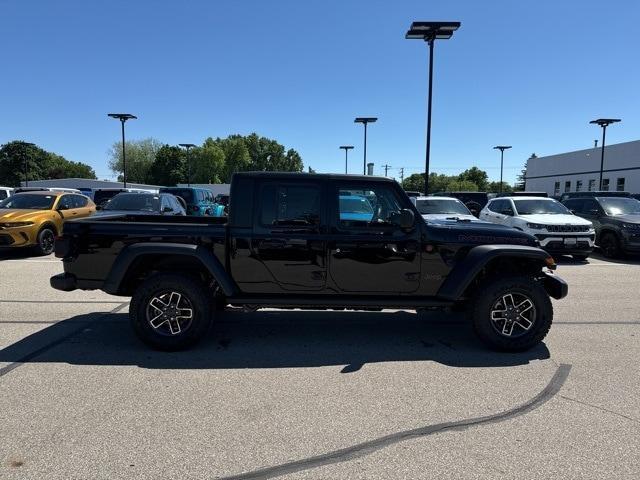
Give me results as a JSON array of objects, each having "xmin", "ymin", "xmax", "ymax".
[{"xmin": 381, "ymin": 164, "xmax": 392, "ymax": 176}]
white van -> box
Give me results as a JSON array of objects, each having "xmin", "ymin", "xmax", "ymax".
[{"xmin": 0, "ymin": 186, "xmax": 14, "ymax": 200}]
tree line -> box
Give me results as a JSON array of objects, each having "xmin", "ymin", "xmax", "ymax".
[
  {"xmin": 401, "ymin": 166, "xmax": 519, "ymax": 194},
  {"xmin": 108, "ymin": 133, "xmax": 304, "ymax": 185},
  {"xmin": 0, "ymin": 141, "xmax": 96, "ymax": 187}
]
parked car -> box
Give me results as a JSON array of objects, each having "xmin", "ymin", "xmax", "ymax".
[
  {"xmin": 404, "ymin": 191, "xmax": 423, "ymax": 198},
  {"xmin": 0, "ymin": 191, "xmax": 95, "ymax": 255},
  {"xmin": 214, "ymin": 193, "xmax": 230, "ymax": 214},
  {"xmin": 159, "ymin": 187, "xmax": 224, "ymax": 216},
  {"xmin": 0, "ymin": 187, "xmax": 13, "ymax": 200},
  {"xmin": 562, "ymin": 196, "xmax": 640, "ymax": 258},
  {"xmin": 630, "ymin": 194, "xmax": 640, "ymax": 202},
  {"xmin": 339, "ymin": 194, "xmax": 374, "ymax": 222},
  {"xmin": 51, "ymin": 172, "xmax": 567, "ymax": 353},
  {"xmin": 95, "ymin": 193, "xmax": 186, "ymax": 216},
  {"xmin": 480, "ymin": 196, "xmax": 595, "ymax": 260},
  {"xmin": 410, "ymin": 196, "xmax": 488, "ymax": 223},
  {"xmin": 436, "ymin": 191, "xmax": 495, "ymax": 217},
  {"xmin": 559, "ymin": 191, "xmax": 630, "ymax": 202},
  {"xmin": 496, "ymin": 191, "xmax": 548, "ymax": 198}
]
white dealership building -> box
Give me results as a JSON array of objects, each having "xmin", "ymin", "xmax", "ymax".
[{"xmin": 525, "ymin": 139, "xmax": 640, "ymax": 196}]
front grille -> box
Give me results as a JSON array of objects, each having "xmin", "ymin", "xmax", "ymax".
[
  {"xmin": 546, "ymin": 225, "xmax": 590, "ymax": 233},
  {"xmin": 0, "ymin": 234, "xmax": 15, "ymax": 245}
]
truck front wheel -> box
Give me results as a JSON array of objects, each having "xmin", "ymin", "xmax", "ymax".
[
  {"xmin": 130, "ymin": 273, "xmax": 213, "ymax": 350},
  {"xmin": 470, "ymin": 276, "xmax": 553, "ymax": 352}
]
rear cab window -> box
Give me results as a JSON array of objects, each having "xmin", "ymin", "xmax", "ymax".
[{"xmin": 257, "ymin": 182, "xmax": 322, "ymax": 229}]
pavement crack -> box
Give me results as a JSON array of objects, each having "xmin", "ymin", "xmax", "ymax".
[
  {"xmin": 559, "ymin": 394, "xmax": 640, "ymax": 424},
  {"xmin": 216, "ymin": 364, "xmax": 572, "ymax": 480}
]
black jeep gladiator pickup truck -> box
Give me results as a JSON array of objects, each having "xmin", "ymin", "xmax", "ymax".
[{"xmin": 51, "ymin": 172, "xmax": 567, "ymax": 351}]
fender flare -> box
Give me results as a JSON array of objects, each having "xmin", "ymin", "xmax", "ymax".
[
  {"xmin": 437, "ymin": 244, "xmax": 551, "ymax": 301},
  {"xmin": 103, "ymin": 243, "xmax": 237, "ymax": 296}
]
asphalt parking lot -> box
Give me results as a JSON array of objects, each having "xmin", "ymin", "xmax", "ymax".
[{"xmin": 1, "ymin": 251, "xmax": 639, "ymax": 479}]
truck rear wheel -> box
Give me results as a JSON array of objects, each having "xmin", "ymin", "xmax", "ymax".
[
  {"xmin": 470, "ymin": 276, "xmax": 553, "ymax": 352},
  {"xmin": 130, "ymin": 273, "xmax": 213, "ymax": 351}
]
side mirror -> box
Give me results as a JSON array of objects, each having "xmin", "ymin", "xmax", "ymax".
[
  {"xmin": 501, "ymin": 209, "xmax": 514, "ymax": 216},
  {"xmin": 393, "ymin": 208, "xmax": 415, "ymax": 229}
]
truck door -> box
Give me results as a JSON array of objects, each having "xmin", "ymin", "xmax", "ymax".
[
  {"xmin": 250, "ymin": 181, "xmax": 327, "ymax": 292},
  {"xmin": 328, "ymin": 183, "xmax": 421, "ymax": 293}
]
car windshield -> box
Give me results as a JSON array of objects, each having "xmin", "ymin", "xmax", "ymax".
[
  {"xmin": 598, "ymin": 197, "xmax": 640, "ymax": 215},
  {"xmin": 162, "ymin": 189, "xmax": 194, "ymax": 203},
  {"xmin": 103, "ymin": 194, "xmax": 160, "ymax": 212},
  {"xmin": 415, "ymin": 199, "xmax": 470, "ymax": 215},
  {"xmin": 514, "ymin": 199, "xmax": 569, "ymax": 215},
  {"xmin": 0, "ymin": 194, "xmax": 56, "ymax": 210},
  {"xmin": 339, "ymin": 196, "xmax": 373, "ymax": 214}
]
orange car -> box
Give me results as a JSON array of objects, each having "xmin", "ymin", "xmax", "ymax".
[{"xmin": 0, "ymin": 191, "xmax": 95, "ymax": 255}]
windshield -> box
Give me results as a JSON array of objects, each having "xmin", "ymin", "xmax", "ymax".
[
  {"xmin": 415, "ymin": 199, "xmax": 470, "ymax": 215},
  {"xmin": 103, "ymin": 194, "xmax": 160, "ymax": 212},
  {"xmin": 339, "ymin": 196, "xmax": 373, "ymax": 214},
  {"xmin": 514, "ymin": 199, "xmax": 569, "ymax": 215},
  {"xmin": 0, "ymin": 194, "xmax": 56, "ymax": 210},
  {"xmin": 162, "ymin": 189, "xmax": 194, "ymax": 203},
  {"xmin": 599, "ymin": 197, "xmax": 640, "ymax": 216}
]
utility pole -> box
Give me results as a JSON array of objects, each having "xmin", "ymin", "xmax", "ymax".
[
  {"xmin": 382, "ymin": 164, "xmax": 392, "ymax": 176},
  {"xmin": 399, "ymin": 167, "xmax": 404, "ymax": 184}
]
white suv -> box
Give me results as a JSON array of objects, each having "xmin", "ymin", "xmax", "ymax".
[{"xmin": 480, "ymin": 196, "xmax": 595, "ymax": 260}]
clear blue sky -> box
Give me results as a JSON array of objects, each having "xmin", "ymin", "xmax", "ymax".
[{"xmin": 2, "ymin": 0, "xmax": 639, "ymax": 183}]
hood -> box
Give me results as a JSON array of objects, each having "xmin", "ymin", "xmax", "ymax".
[
  {"xmin": 426, "ymin": 221, "xmax": 537, "ymax": 247},
  {"xmin": 0, "ymin": 208, "xmax": 54, "ymax": 223},
  {"xmin": 422, "ymin": 213, "xmax": 487, "ymax": 223},
  {"xmin": 518, "ymin": 213, "xmax": 592, "ymax": 226},
  {"xmin": 611, "ymin": 214, "xmax": 640, "ymax": 224}
]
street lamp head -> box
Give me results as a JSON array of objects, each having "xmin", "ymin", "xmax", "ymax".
[
  {"xmin": 354, "ymin": 117, "xmax": 378, "ymax": 124},
  {"xmin": 405, "ymin": 21, "xmax": 460, "ymax": 40},
  {"xmin": 493, "ymin": 145, "xmax": 512, "ymax": 151},
  {"xmin": 589, "ymin": 118, "xmax": 621, "ymax": 127},
  {"xmin": 108, "ymin": 113, "xmax": 137, "ymax": 122},
  {"xmin": 179, "ymin": 143, "xmax": 197, "ymax": 149},
  {"xmin": 339, "ymin": 145, "xmax": 354, "ymax": 150}
]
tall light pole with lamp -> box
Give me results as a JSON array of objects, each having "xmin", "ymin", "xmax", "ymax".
[
  {"xmin": 339, "ymin": 145, "xmax": 354, "ymax": 174},
  {"xmin": 493, "ymin": 145, "xmax": 512, "ymax": 194},
  {"xmin": 405, "ymin": 21, "xmax": 460, "ymax": 194},
  {"xmin": 589, "ymin": 118, "xmax": 621, "ymax": 190},
  {"xmin": 354, "ymin": 117, "xmax": 377, "ymax": 175},
  {"xmin": 179, "ymin": 143, "xmax": 197, "ymax": 186},
  {"xmin": 107, "ymin": 113, "xmax": 137, "ymax": 188}
]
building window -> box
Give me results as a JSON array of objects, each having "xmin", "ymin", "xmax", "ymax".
[
  {"xmin": 617, "ymin": 178, "xmax": 625, "ymax": 192},
  {"xmin": 553, "ymin": 182, "xmax": 560, "ymax": 196},
  {"xmin": 576, "ymin": 180, "xmax": 583, "ymax": 192},
  {"xmin": 588, "ymin": 179, "xmax": 596, "ymax": 191},
  {"xmin": 602, "ymin": 178, "xmax": 609, "ymax": 191},
  {"xmin": 564, "ymin": 181, "xmax": 571, "ymax": 193}
]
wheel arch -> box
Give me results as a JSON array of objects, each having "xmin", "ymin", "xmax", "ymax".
[{"xmin": 103, "ymin": 243, "xmax": 237, "ymax": 297}]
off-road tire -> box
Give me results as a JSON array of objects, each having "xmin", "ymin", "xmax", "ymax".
[
  {"xmin": 471, "ymin": 276, "xmax": 553, "ymax": 352},
  {"xmin": 130, "ymin": 273, "xmax": 213, "ymax": 351}
]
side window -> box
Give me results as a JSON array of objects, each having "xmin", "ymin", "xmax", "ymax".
[
  {"xmin": 260, "ymin": 184, "xmax": 320, "ymax": 227},
  {"xmin": 489, "ymin": 199, "xmax": 506, "ymax": 213},
  {"xmin": 565, "ymin": 199, "xmax": 583, "ymax": 213},
  {"xmin": 57, "ymin": 195, "xmax": 74, "ymax": 210},
  {"xmin": 73, "ymin": 195, "xmax": 88, "ymax": 208},
  {"xmin": 583, "ymin": 199, "xmax": 600, "ymax": 213},
  {"xmin": 337, "ymin": 186, "xmax": 402, "ymax": 229},
  {"xmin": 197, "ymin": 190, "xmax": 206, "ymax": 202},
  {"xmin": 0, "ymin": 190, "xmax": 7, "ymax": 200}
]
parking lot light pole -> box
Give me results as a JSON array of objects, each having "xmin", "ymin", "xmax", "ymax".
[
  {"xmin": 339, "ymin": 145, "xmax": 354, "ymax": 174},
  {"xmin": 179, "ymin": 144, "xmax": 197, "ymax": 186},
  {"xmin": 354, "ymin": 117, "xmax": 377, "ymax": 175},
  {"xmin": 107, "ymin": 113, "xmax": 137, "ymax": 188},
  {"xmin": 406, "ymin": 21, "xmax": 460, "ymax": 194},
  {"xmin": 589, "ymin": 118, "xmax": 621, "ymax": 190},
  {"xmin": 17, "ymin": 141, "xmax": 35, "ymax": 186},
  {"xmin": 493, "ymin": 145, "xmax": 512, "ymax": 194}
]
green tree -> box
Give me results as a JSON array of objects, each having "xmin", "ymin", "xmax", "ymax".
[
  {"xmin": 515, "ymin": 153, "xmax": 536, "ymax": 191},
  {"xmin": 487, "ymin": 181, "xmax": 513, "ymax": 193},
  {"xmin": 447, "ymin": 179, "xmax": 479, "ymax": 191},
  {"xmin": 0, "ymin": 141, "xmax": 95, "ymax": 186},
  {"xmin": 108, "ymin": 138, "xmax": 162, "ymax": 183},
  {"xmin": 213, "ymin": 135, "xmax": 252, "ymax": 182},
  {"xmin": 191, "ymin": 141, "xmax": 225, "ymax": 184},
  {"xmin": 401, "ymin": 173, "xmax": 425, "ymax": 193},
  {"xmin": 149, "ymin": 145, "xmax": 185, "ymax": 186},
  {"xmin": 457, "ymin": 167, "xmax": 488, "ymax": 191}
]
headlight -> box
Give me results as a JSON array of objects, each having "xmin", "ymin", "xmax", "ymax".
[
  {"xmin": 0, "ymin": 222, "xmax": 34, "ymax": 228},
  {"xmin": 622, "ymin": 222, "xmax": 640, "ymax": 230},
  {"xmin": 526, "ymin": 222, "xmax": 545, "ymax": 230}
]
